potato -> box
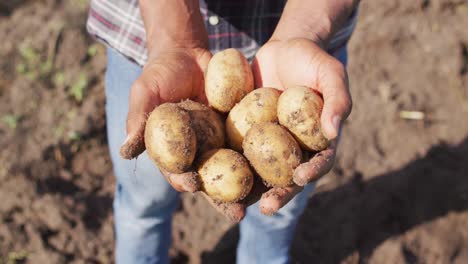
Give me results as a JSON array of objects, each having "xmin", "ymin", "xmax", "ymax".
[
  {"xmin": 226, "ymin": 87, "xmax": 281, "ymax": 151},
  {"xmin": 243, "ymin": 122, "xmax": 302, "ymax": 187},
  {"xmin": 197, "ymin": 149, "xmax": 254, "ymax": 202},
  {"xmin": 205, "ymin": 48, "xmax": 254, "ymax": 112},
  {"xmin": 144, "ymin": 103, "xmax": 197, "ymax": 173},
  {"xmin": 277, "ymin": 86, "xmax": 329, "ymax": 152},
  {"xmin": 177, "ymin": 100, "xmax": 225, "ymax": 154}
]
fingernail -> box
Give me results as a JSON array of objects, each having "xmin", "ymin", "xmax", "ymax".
[
  {"xmin": 182, "ymin": 176, "xmax": 201, "ymax": 193},
  {"xmin": 260, "ymin": 205, "xmax": 275, "ymax": 216},
  {"xmin": 293, "ymin": 170, "xmax": 308, "ymax": 186},
  {"xmin": 122, "ymin": 135, "xmax": 130, "ymax": 146}
]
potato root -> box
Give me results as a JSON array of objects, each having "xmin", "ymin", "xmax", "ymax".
[
  {"xmin": 197, "ymin": 149, "xmax": 254, "ymax": 202},
  {"xmin": 145, "ymin": 103, "xmax": 197, "ymax": 173},
  {"xmin": 205, "ymin": 48, "xmax": 254, "ymax": 112},
  {"xmin": 277, "ymin": 86, "xmax": 329, "ymax": 152},
  {"xmin": 226, "ymin": 87, "xmax": 281, "ymax": 151},
  {"xmin": 243, "ymin": 122, "xmax": 302, "ymax": 187}
]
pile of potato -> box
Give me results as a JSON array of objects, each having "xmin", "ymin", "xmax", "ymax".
[{"xmin": 144, "ymin": 48, "xmax": 329, "ymax": 203}]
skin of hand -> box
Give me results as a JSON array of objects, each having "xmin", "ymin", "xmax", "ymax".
[
  {"xmin": 120, "ymin": 0, "xmax": 357, "ymax": 222},
  {"xmin": 119, "ymin": 0, "xmax": 256, "ymax": 222},
  {"xmin": 209, "ymin": 0, "xmax": 357, "ymax": 221},
  {"xmin": 251, "ymin": 38, "xmax": 352, "ymax": 215},
  {"xmin": 119, "ymin": 1, "xmax": 210, "ymax": 195},
  {"xmin": 241, "ymin": 0, "xmax": 359, "ymax": 217},
  {"xmin": 121, "ymin": 0, "xmax": 210, "ymax": 160},
  {"xmin": 198, "ymin": 37, "xmax": 352, "ymax": 221}
]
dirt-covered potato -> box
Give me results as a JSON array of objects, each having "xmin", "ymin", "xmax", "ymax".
[
  {"xmin": 144, "ymin": 103, "xmax": 197, "ymax": 173},
  {"xmin": 277, "ymin": 86, "xmax": 329, "ymax": 152},
  {"xmin": 205, "ymin": 48, "xmax": 254, "ymax": 112},
  {"xmin": 226, "ymin": 87, "xmax": 281, "ymax": 151},
  {"xmin": 177, "ymin": 100, "xmax": 225, "ymax": 154},
  {"xmin": 197, "ymin": 149, "xmax": 254, "ymax": 203},
  {"xmin": 243, "ymin": 122, "xmax": 302, "ymax": 187}
]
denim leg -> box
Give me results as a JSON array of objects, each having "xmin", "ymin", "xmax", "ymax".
[
  {"xmin": 237, "ymin": 47, "xmax": 348, "ymax": 264},
  {"xmin": 237, "ymin": 183, "xmax": 315, "ymax": 264},
  {"xmin": 105, "ymin": 49, "xmax": 180, "ymax": 264}
]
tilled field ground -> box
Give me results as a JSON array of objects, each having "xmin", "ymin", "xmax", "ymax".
[{"xmin": 1, "ymin": 0, "xmax": 467, "ymax": 263}]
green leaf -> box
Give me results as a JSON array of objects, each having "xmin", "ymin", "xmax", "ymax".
[
  {"xmin": 68, "ymin": 131, "xmax": 81, "ymax": 141},
  {"xmin": 7, "ymin": 250, "xmax": 28, "ymax": 264},
  {"xmin": 15, "ymin": 63, "xmax": 27, "ymax": 74},
  {"xmin": 69, "ymin": 72, "xmax": 88, "ymax": 102},
  {"xmin": 2, "ymin": 114, "xmax": 21, "ymax": 129},
  {"xmin": 40, "ymin": 60, "xmax": 53, "ymax": 76},
  {"xmin": 18, "ymin": 46, "xmax": 39, "ymax": 64},
  {"xmin": 87, "ymin": 44, "xmax": 99, "ymax": 57},
  {"xmin": 53, "ymin": 72, "xmax": 66, "ymax": 87}
]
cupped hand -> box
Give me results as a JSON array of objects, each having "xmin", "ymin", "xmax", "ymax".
[
  {"xmin": 120, "ymin": 47, "xmax": 211, "ymax": 192},
  {"xmin": 119, "ymin": 47, "xmax": 264, "ymax": 223},
  {"xmin": 252, "ymin": 38, "xmax": 352, "ymax": 215}
]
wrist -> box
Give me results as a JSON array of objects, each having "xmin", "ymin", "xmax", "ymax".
[
  {"xmin": 147, "ymin": 29, "xmax": 208, "ymax": 58},
  {"xmin": 271, "ymin": 21, "xmax": 329, "ymax": 49},
  {"xmin": 271, "ymin": 0, "xmax": 357, "ymax": 48},
  {"xmin": 139, "ymin": 0, "xmax": 208, "ymax": 57}
]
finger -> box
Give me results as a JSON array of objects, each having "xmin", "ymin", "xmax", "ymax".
[
  {"xmin": 251, "ymin": 57, "xmax": 262, "ymax": 88},
  {"xmin": 202, "ymin": 193, "xmax": 246, "ymax": 223},
  {"xmin": 319, "ymin": 59, "xmax": 352, "ymax": 140},
  {"xmin": 194, "ymin": 89, "xmax": 208, "ymax": 105},
  {"xmin": 293, "ymin": 140, "xmax": 337, "ymax": 186},
  {"xmin": 120, "ymin": 50, "xmax": 212, "ymax": 159},
  {"xmin": 192, "ymin": 49, "xmax": 212, "ymax": 105},
  {"xmin": 259, "ymin": 185, "xmax": 303, "ymax": 216},
  {"xmin": 160, "ymin": 169, "xmax": 201, "ymax": 193},
  {"xmin": 199, "ymin": 178, "xmax": 268, "ymax": 222},
  {"xmin": 276, "ymin": 40, "xmax": 352, "ymax": 139},
  {"xmin": 252, "ymin": 50, "xmax": 283, "ymax": 89},
  {"xmin": 120, "ymin": 78, "xmax": 160, "ymax": 159}
]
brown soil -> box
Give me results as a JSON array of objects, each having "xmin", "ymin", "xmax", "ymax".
[{"xmin": 1, "ymin": 0, "xmax": 468, "ymax": 263}]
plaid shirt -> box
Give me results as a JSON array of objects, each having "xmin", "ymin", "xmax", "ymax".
[{"xmin": 87, "ymin": 0, "xmax": 358, "ymax": 66}]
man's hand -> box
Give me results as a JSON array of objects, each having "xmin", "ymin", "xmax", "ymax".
[
  {"xmin": 252, "ymin": 38, "xmax": 352, "ymax": 215},
  {"xmin": 120, "ymin": 48, "xmax": 211, "ymax": 191},
  {"xmin": 119, "ymin": 0, "xmax": 260, "ymax": 223},
  {"xmin": 248, "ymin": 0, "xmax": 358, "ymax": 216},
  {"xmin": 120, "ymin": 48, "xmax": 211, "ymax": 159},
  {"xmin": 120, "ymin": 0, "xmax": 211, "ymax": 193},
  {"xmin": 120, "ymin": 0, "xmax": 356, "ymax": 222}
]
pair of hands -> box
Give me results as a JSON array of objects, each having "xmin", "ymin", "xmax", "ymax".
[{"xmin": 120, "ymin": 38, "xmax": 352, "ymax": 222}]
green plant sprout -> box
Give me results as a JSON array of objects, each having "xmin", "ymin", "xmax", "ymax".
[
  {"xmin": 1, "ymin": 114, "xmax": 21, "ymax": 129},
  {"xmin": 69, "ymin": 72, "xmax": 88, "ymax": 102}
]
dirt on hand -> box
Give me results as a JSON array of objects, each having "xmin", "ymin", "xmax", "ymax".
[{"xmin": 1, "ymin": 0, "xmax": 468, "ymax": 263}]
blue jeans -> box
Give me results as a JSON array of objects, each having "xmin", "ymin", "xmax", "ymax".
[{"xmin": 105, "ymin": 47, "xmax": 347, "ymax": 264}]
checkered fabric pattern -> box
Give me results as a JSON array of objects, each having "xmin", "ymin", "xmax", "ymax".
[{"xmin": 87, "ymin": 0, "xmax": 358, "ymax": 66}]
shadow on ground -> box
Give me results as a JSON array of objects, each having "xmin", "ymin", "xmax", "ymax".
[{"xmin": 201, "ymin": 137, "xmax": 468, "ymax": 263}]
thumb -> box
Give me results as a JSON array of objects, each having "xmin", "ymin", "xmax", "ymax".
[
  {"xmin": 319, "ymin": 60, "xmax": 352, "ymax": 140},
  {"xmin": 275, "ymin": 39, "xmax": 351, "ymax": 139},
  {"xmin": 120, "ymin": 77, "xmax": 160, "ymax": 159}
]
